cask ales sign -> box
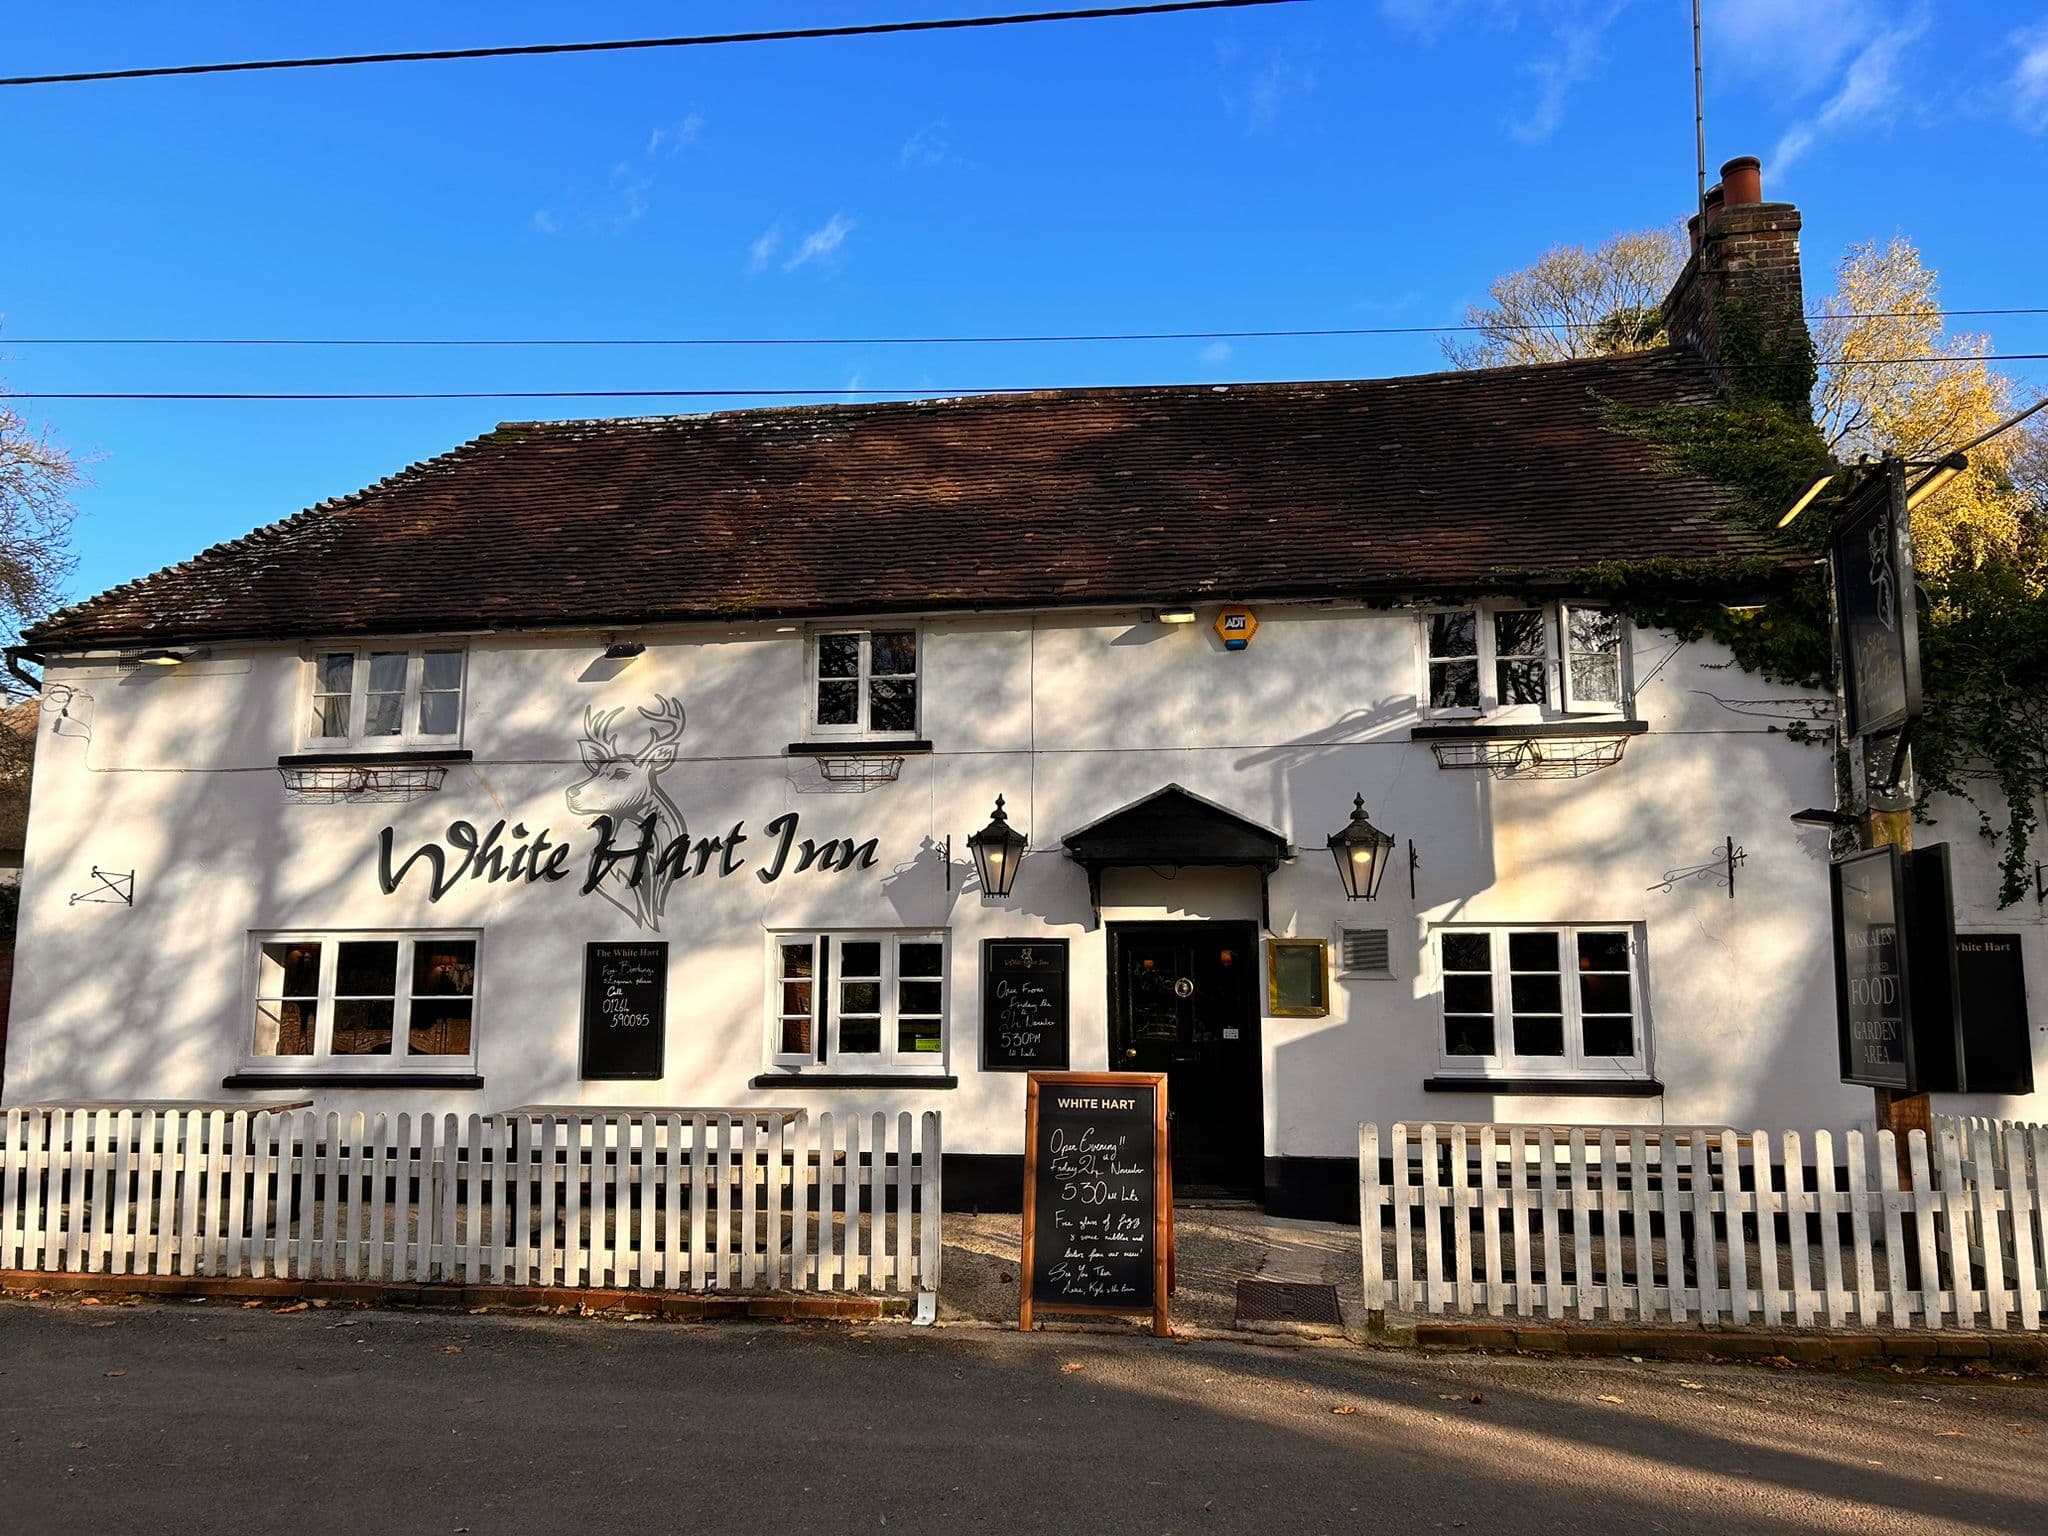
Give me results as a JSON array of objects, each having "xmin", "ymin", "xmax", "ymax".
[
  {"xmin": 1020, "ymin": 1071, "xmax": 1171, "ymax": 1337},
  {"xmin": 981, "ymin": 940, "xmax": 1069, "ymax": 1071},
  {"xmin": 1832, "ymin": 847, "xmax": 1911, "ymax": 1088},
  {"xmin": 1831, "ymin": 844, "xmax": 1964, "ymax": 1092},
  {"xmin": 580, "ymin": 941, "xmax": 668, "ymax": 1080}
]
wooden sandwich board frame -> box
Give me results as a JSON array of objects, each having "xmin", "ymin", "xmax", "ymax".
[{"xmin": 1019, "ymin": 1070, "xmax": 1173, "ymax": 1338}]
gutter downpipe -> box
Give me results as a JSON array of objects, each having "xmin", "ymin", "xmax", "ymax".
[{"xmin": 5, "ymin": 645, "xmax": 44, "ymax": 695}]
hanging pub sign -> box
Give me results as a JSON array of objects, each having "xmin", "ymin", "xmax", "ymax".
[
  {"xmin": 1830, "ymin": 460, "xmax": 1923, "ymax": 739},
  {"xmin": 1830, "ymin": 844, "xmax": 1963, "ymax": 1092},
  {"xmin": 1956, "ymin": 934, "xmax": 2035, "ymax": 1095},
  {"xmin": 1020, "ymin": 1071, "xmax": 1171, "ymax": 1337},
  {"xmin": 981, "ymin": 940, "xmax": 1070, "ymax": 1071},
  {"xmin": 580, "ymin": 941, "xmax": 668, "ymax": 1080}
]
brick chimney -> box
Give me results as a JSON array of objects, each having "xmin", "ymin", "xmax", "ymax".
[{"xmin": 1661, "ymin": 155, "xmax": 1809, "ymax": 398}]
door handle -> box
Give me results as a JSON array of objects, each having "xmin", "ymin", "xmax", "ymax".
[{"xmin": 1122, "ymin": 1047, "xmax": 1138, "ymax": 1060}]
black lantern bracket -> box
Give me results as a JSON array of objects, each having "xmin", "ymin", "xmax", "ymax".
[
  {"xmin": 1647, "ymin": 836, "xmax": 1746, "ymax": 899},
  {"xmin": 967, "ymin": 795, "xmax": 1028, "ymax": 900},
  {"xmin": 69, "ymin": 866, "xmax": 135, "ymax": 907},
  {"xmin": 1327, "ymin": 794, "xmax": 1398, "ymax": 901}
]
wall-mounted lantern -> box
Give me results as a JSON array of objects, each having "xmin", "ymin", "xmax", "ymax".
[
  {"xmin": 967, "ymin": 795, "xmax": 1028, "ymax": 899},
  {"xmin": 1327, "ymin": 794, "xmax": 1396, "ymax": 900},
  {"xmin": 603, "ymin": 640, "xmax": 646, "ymax": 661}
]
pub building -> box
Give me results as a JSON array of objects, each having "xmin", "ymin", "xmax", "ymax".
[{"xmin": 4, "ymin": 162, "xmax": 2041, "ymax": 1218}]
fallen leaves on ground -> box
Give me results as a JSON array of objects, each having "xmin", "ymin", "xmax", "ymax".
[
  {"xmin": 103, "ymin": 1370, "xmax": 125, "ymax": 1378},
  {"xmin": 1679, "ymin": 1381, "xmax": 1704, "ymax": 1390},
  {"xmin": 1059, "ymin": 1362, "xmax": 1083, "ymax": 1374},
  {"xmin": 1597, "ymin": 1394, "xmax": 1625, "ymax": 1404},
  {"xmin": 1331, "ymin": 1405, "xmax": 1358, "ymax": 1416},
  {"xmin": 277, "ymin": 1302, "xmax": 309, "ymax": 1314}
]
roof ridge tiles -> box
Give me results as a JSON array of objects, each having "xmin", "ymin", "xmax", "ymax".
[{"xmin": 22, "ymin": 353, "xmax": 1803, "ymax": 651}]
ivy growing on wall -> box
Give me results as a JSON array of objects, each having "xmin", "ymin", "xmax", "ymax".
[{"xmin": 1568, "ymin": 293, "xmax": 2046, "ymax": 906}]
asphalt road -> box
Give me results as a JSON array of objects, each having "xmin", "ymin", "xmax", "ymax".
[{"xmin": 1, "ymin": 1300, "xmax": 2042, "ymax": 1535}]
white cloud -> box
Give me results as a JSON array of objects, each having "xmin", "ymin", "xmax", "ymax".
[
  {"xmin": 747, "ymin": 224, "xmax": 782, "ymax": 274},
  {"xmin": 530, "ymin": 209, "xmax": 558, "ymax": 235},
  {"xmin": 2013, "ymin": 18, "xmax": 2048, "ymax": 130},
  {"xmin": 1508, "ymin": 1, "xmax": 1628, "ymax": 143},
  {"xmin": 1381, "ymin": 1, "xmax": 1627, "ymax": 142},
  {"xmin": 647, "ymin": 113, "xmax": 704, "ymax": 156},
  {"xmin": 1199, "ymin": 341, "xmax": 1233, "ymax": 366},
  {"xmin": 899, "ymin": 122, "xmax": 953, "ymax": 170},
  {"xmin": 607, "ymin": 164, "xmax": 651, "ymax": 231},
  {"xmin": 783, "ymin": 213, "xmax": 856, "ymax": 273},
  {"xmin": 1713, "ymin": 0, "xmax": 1877, "ymax": 85},
  {"xmin": 1248, "ymin": 53, "xmax": 1317, "ymax": 132},
  {"xmin": 1769, "ymin": 13, "xmax": 1928, "ymax": 175}
]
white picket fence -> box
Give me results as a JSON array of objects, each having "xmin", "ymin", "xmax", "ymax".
[
  {"xmin": 1361, "ymin": 1119, "xmax": 2048, "ymax": 1332},
  {"xmin": 0, "ymin": 1107, "xmax": 941, "ymax": 1315}
]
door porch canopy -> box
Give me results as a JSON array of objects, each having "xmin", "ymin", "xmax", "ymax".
[{"xmin": 1060, "ymin": 784, "xmax": 1297, "ymax": 930}]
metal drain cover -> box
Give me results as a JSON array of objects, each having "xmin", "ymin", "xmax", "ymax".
[{"xmin": 1234, "ymin": 1280, "xmax": 1342, "ymax": 1325}]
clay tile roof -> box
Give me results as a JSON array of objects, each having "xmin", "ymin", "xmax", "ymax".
[{"xmin": 24, "ymin": 349, "xmax": 1794, "ymax": 648}]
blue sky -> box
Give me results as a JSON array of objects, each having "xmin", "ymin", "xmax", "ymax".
[{"xmin": 6, "ymin": 1, "xmax": 2046, "ymax": 608}]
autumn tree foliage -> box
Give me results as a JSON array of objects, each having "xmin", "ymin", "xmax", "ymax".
[
  {"xmin": 1443, "ymin": 226, "xmax": 1689, "ymax": 369},
  {"xmin": 1454, "ymin": 229, "xmax": 2048, "ymax": 902},
  {"xmin": 0, "ymin": 394, "xmax": 79, "ymax": 655},
  {"xmin": 1814, "ymin": 238, "xmax": 2041, "ymax": 582}
]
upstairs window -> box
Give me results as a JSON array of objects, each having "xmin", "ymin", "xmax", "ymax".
[
  {"xmin": 1421, "ymin": 604, "xmax": 1625, "ymax": 717},
  {"xmin": 308, "ymin": 647, "xmax": 465, "ymax": 747},
  {"xmin": 811, "ymin": 629, "xmax": 919, "ymax": 738}
]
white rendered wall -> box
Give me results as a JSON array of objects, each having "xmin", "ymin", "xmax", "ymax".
[{"xmin": 6, "ymin": 603, "xmax": 2041, "ymax": 1154}]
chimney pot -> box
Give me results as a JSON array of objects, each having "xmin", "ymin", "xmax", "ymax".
[{"xmin": 1720, "ymin": 155, "xmax": 1762, "ymax": 207}]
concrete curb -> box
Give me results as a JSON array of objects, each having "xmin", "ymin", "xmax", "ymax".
[
  {"xmin": 1398, "ymin": 1319, "xmax": 2048, "ymax": 1371},
  {"xmin": 0, "ymin": 1271, "xmax": 904, "ymax": 1323}
]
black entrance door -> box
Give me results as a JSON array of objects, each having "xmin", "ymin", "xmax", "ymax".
[{"xmin": 1108, "ymin": 921, "xmax": 1262, "ymax": 1196}]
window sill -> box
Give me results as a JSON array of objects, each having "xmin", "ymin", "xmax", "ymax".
[
  {"xmin": 787, "ymin": 740, "xmax": 933, "ymax": 758},
  {"xmin": 1409, "ymin": 720, "xmax": 1646, "ymax": 742},
  {"xmin": 278, "ymin": 748, "xmax": 474, "ymax": 767},
  {"xmin": 748, "ymin": 1073, "xmax": 958, "ymax": 1090},
  {"xmin": 223, "ymin": 1071, "xmax": 484, "ymax": 1090},
  {"xmin": 1423, "ymin": 1075, "xmax": 1663, "ymax": 1097}
]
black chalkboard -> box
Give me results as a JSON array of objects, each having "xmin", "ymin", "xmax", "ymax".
[
  {"xmin": 580, "ymin": 942, "xmax": 668, "ymax": 1080},
  {"xmin": 1958, "ymin": 934, "xmax": 2034, "ymax": 1095},
  {"xmin": 981, "ymin": 940, "xmax": 1070, "ymax": 1071},
  {"xmin": 1021, "ymin": 1072, "xmax": 1170, "ymax": 1335},
  {"xmin": 1831, "ymin": 462, "xmax": 1922, "ymax": 739}
]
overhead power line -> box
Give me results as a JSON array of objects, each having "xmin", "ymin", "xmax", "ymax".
[
  {"xmin": 5, "ymin": 310, "xmax": 2041, "ymax": 351},
  {"xmin": 0, "ymin": 1, "xmax": 1300, "ymax": 88},
  {"xmin": 1956, "ymin": 394, "xmax": 2048, "ymax": 454},
  {"xmin": 7, "ymin": 357, "xmax": 2048, "ymax": 404}
]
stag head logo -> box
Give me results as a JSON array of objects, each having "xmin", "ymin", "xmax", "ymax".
[{"xmin": 567, "ymin": 696, "xmax": 687, "ymax": 930}]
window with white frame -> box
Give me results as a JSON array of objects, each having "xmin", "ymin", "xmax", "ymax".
[
  {"xmin": 810, "ymin": 629, "xmax": 919, "ymax": 738},
  {"xmin": 247, "ymin": 931, "xmax": 479, "ymax": 1074},
  {"xmin": 1434, "ymin": 925, "xmax": 1647, "ymax": 1079},
  {"xmin": 1420, "ymin": 604, "xmax": 1625, "ymax": 717},
  {"xmin": 769, "ymin": 931, "xmax": 946, "ymax": 1073},
  {"xmin": 307, "ymin": 646, "xmax": 465, "ymax": 747}
]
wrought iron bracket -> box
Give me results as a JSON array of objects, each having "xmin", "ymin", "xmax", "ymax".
[
  {"xmin": 1648, "ymin": 836, "xmax": 1746, "ymax": 899},
  {"xmin": 69, "ymin": 867, "xmax": 135, "ymax": 907}
]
